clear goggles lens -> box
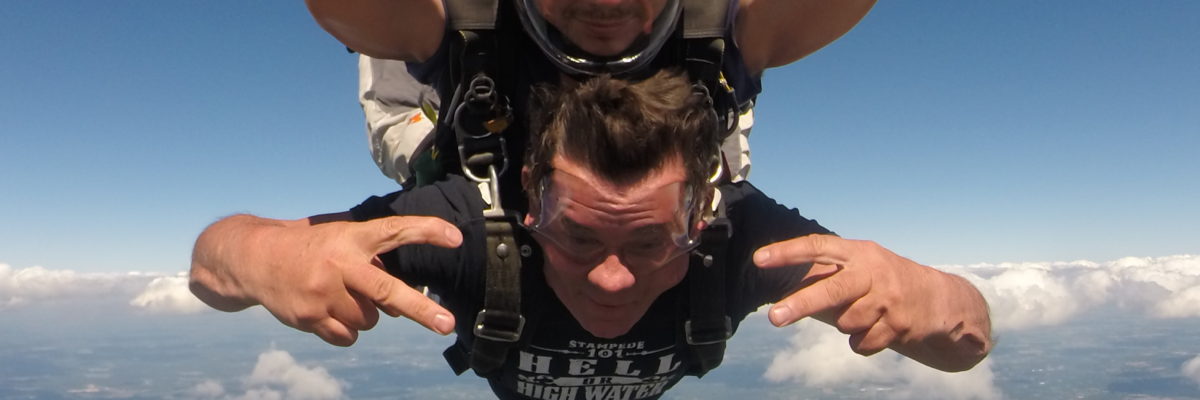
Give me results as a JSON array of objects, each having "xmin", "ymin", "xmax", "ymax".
[
  {"xmin": 526, "ymin": 170, "xmax": 701, "ymax": 269},
  {"xmin": 515, "ymin": 0, "xmax": 682, "ymax": 77}
]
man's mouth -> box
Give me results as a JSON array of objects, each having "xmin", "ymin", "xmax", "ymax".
[
  {"xmin": 587, "ymin": 295, "xmax": 632, "ymax": 309},
  {"xmin": 577, "ymin": 16, "xmax": 637, "ymax": 36}
]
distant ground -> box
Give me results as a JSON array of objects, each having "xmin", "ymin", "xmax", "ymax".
[{"xmin": 2, "ymin": 299, "xmax": 1198, "ymax": 399}]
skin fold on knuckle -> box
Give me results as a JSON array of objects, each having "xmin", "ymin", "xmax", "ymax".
[
  {"xmin": 316, "ymin": 323, "xmax": 356, "ymax": 347},
  {"xmin": 821, "ymin": 276, "xmax": 853, "ymax": 310},
  {"xmin": 290, "ymin": 304, "xmax": 329, "ymax": 333},
  {"xmin": 363, "ymin": 273, "xmax": 399, "ymax": 306},
  {"xmin": 378, "ymin": 217, "xmax": 406, "ymax": 241},
  {"xmin": 834, "ymin": 304, "xmax": 874, "ymax": 335}
]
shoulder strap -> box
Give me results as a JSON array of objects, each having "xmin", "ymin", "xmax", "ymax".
[
  {"xmin": 467, "ymin": 214, "xmax": 526, "ymax": 376},
  {"xmin": 681, "ymin": 0, "xmax": 740, "ymax": 138},
  {"xmin": 445, "ymin": 0, "xmax": 499, "ymax": 30},
  {"xmin": 682, "ymin": 189, "xmax": 734, "ymax": 377},
  {"xmin": 681, "ymin": 0, "xmax": 730, "ymax": 39},
  {"xmin": 438, "ymin": 0, "xmax": 530, "ymax": 378}
]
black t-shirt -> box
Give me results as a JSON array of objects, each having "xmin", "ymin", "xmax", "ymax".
[{"xmin": 351, "ymin": 175, "xmax": 831, "ymax": 399}]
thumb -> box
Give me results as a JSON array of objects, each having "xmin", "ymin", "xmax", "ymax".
[{"xmin": 359, "ymin": 216, "xmax": 464, "ymax": 255}]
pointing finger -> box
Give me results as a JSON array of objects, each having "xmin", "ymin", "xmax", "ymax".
[
  {"xmin": 359, "ymin": 216, "xmax": 464, "ymax": 255},
  {"xmin": 342, "ymin": 261, "xmax": 456, "ymax": 335},
  {"xmin": 326, "ymin": 289, "xmax": 381, "ymax": 332},
  {"xmin": 769, "ymin": 266, "xmax": 870, "ymax": 327},
  {"xmin": 755, "ymin": 234, "xmax": 850, "ymax": 269}
]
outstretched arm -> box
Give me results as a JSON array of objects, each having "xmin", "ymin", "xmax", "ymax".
[
  {"xmin": 736, "ymin": 0, "xmax": 877, "ymax": 74},
  {"xmin": 189, "ymin": 212, "xmax": 462, "ymax": 346},
  {"xmin": 755, "ymin": 235, "xmax": 992, "ymax": 372},
  {"xmin": 305, "ymin": 0, "xmax": 446, "ymax": 61}
]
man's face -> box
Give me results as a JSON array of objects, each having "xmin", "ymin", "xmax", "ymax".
[
  {"xmin": 536, "ymin": 0, "xmax": 669, "ymax": 57},
  {"xmin": 525, "ymin": 154, "xmax": 695, "ymax": 338}
]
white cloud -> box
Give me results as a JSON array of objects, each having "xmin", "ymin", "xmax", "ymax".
[
  {"xmin": 764, "ymin": 319, "xmax": 1001, "ymax": 400},
  {"xmin": 939, "ymin": 254, "xmax": 1200, "ymax": 331},
  {"xmin": 761, "ymin": 254, "xmax": 1199, "ymax": 399},
  {"xmin": 0, "ymin": 263, "xmax": 150, "ymax": 309},
  {"xmin": 1183, "ymin": 354, "xmax": 1200, "ymax": 386},
  {"xmin": 191, "ymin": 380, "xmax": 226, "ymax": 398},
  {"xmin": 189, "ymin": 349, "xmax": 345, "ymax": 400},
  {"xmin": 130, "ymin": 274, "xmax": 208, "ymax": 314},
  {"xmin": 0, "ymin": 262, "xmax": 207, "ymax": 314},
  {"xmin": 245, "ymin": 350, "xmax": 345, "ymax": 400},
  {"xmin": 1154, "ymin": 285, "xmax": 1200, "ymax": 319}
]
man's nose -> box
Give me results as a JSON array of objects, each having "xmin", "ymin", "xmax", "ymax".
[{"xmin": 588, "ymin": 254, "xmax": 636, "ymax": 293}]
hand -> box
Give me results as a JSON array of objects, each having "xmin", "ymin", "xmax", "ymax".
[
  {"xmin": 200, "ymin": 215, "xmax": 463, "ymax": 346},
  {"xmin": 753, "ymin": 235, "xmax": 979, "ymax": 362}
]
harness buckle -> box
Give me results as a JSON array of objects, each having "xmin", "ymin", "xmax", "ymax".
[
  {"xmin": 473, "ymin": 309, "xmax": 525, "ymax": 343},
  {"xmin": 684, "ymin": 316, "xmax": 732, "ymax": 345}
]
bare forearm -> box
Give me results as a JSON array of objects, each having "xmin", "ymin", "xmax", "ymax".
[
  {"xmin": 893, "ymin": 271, "xmax": 992, "ymax": 372},
  {"xmin": 737, "ymin": 0, "xmax": 877, "ymax": 72},
  {"xmin": 305, "ymin": 0, "xmax": 444, "ymax": 61}
]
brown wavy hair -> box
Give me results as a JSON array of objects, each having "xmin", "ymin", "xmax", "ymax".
[{"xmin": 523, "ymin": 69, "xmax": 720, "ymax": 203}]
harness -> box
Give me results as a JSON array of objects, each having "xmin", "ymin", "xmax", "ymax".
[{"xmin": 433, "ymin": 0, "xmax": 739, "ymax": 379}]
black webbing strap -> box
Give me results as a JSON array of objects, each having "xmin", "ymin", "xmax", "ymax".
[
  {"xmin": 468, "ymin": 214, "xmax": 526, "ymax": 376},
  {"xmin": 681, "ymin": 0, "xmax": 730, "ymax": 39},
  {"xmin": 446, "ymin": 0, "xmax": 499, "ymax": 30},
  {"xmin": 684, "ymin": 210, "xmax": 733, "ymax": 377}
]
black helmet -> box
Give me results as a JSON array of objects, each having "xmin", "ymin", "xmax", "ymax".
[{"xmin": 514, "ymin": 0, "xmax": 682, "ymax": 77}]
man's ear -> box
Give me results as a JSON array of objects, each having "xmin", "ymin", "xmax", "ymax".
[{"xmin": 522, "ymin": 165, "xmax": 537, "ymax": 227}]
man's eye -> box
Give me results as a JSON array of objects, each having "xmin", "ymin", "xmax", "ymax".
[
  {"xmin": 566, "ymin": 235, "xmax": 601, "ymax": 250},
  {"xmin": 626, "ymin": 240, "xmax": 666, "ymax": 256}
]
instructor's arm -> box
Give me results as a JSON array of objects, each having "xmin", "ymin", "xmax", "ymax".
[
  {"xmin": 306, "ymin": 0, "xmax": 446, "ymax": 61},
  {"xmin": 736, "ymin": 0, "xmax": 877, "ymax": 74},
  {"xmin": 189, "ymin": 212, "xmax": 462, "ymax": 346}
]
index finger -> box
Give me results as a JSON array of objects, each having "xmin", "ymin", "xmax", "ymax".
[
  {"xmin": 357, "ymin": 215, "xmax": 464, "ymax": 255},
  {"xmin": 769, "ymin": 266, "xmax": 870, "ymax": 327},
  {"xmin": 342, "ymin": 261, "xmax": 456, "ymax": 335},
  {"xmin": 754, "ymin": 234, "xmax": 851, "ymax": 269}
]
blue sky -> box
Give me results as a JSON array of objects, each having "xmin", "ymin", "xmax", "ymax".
[
  {"xmin": 2, "ymin": 2, "xmax": 1200, "ymax": 400},
  {"xmin": 2, "ymin": 1, "xmax": 1198, "ymax": 274}
]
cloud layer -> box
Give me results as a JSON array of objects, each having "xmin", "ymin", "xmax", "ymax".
[
  {"xmin": 764, "ymin": 320, "xmax": 1001, "ymax": 400},
  {"xmin": 189, "ymin": 350, "xmax": 345, "ymax": 400},
  {"xmin": 1184, "ymin": 354, "xmax": 1200, "ymax": 387},
  {"xmin": 938, "ymin": 254, "xmax": 1200, "ymax": 330},
  {"xmin": 762, "ymin": 254, "xmax": 1200, "ymax": 398},
  {"xmin": 0, "ymin": 263, "xmax": 205, "ymax": 314},
  {"xmin": 130, "ymin": 274, "xmax": 209, "ymax": 314}
]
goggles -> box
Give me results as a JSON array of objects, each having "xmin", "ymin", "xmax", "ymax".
[
  {"xmin": 525, "ymin": 169, "xmax": 702, "ymax": 270},
  {"xmin": 514, "ymin": 0, "xmax": 682, "ymax": 77}
]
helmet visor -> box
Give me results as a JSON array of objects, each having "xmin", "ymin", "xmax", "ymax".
[{"xmin": 515, "ymin": 0, "xmax": 682, "ymax": 77}]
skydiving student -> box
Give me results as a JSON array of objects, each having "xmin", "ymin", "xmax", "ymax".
[{"xmin": 190, "ymin": 70, "xmax": 992, "ymax": 399}]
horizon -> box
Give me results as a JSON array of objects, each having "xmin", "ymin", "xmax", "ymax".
[{"xmin": 2, "ymin": 2, "xmax": 1199, "ymax": 399}]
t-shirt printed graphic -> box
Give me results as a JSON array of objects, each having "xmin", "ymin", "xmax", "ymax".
[
  {"xmin": 495, "ymin": 295, "xmax": 687, "ymax": 400},
  {"xmin": 513, "ymin": 342, "xmax": 683, "ymax": 399}
]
